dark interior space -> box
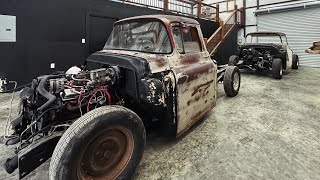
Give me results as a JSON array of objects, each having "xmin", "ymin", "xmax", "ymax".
[{"xmin": 213, "ymin": 26, "xmax": 239, "ymax": 65}]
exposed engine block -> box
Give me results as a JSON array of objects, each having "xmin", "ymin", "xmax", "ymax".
[{"xmin": 242, "ymin": 48, "xmax": 273, "ymax": 69}]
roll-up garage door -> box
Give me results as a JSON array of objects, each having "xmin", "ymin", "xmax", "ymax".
[{"xmin": 257, "ymin": 7, "xmax": 320, "ymax": 67}]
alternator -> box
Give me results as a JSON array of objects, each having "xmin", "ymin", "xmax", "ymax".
[{"xmin": 49, "ymin": 78, "xmax": 66, "ymax": 94}]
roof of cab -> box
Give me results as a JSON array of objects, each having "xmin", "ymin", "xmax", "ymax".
[
  {"xmin": 115, "ymin": 14, "xmax": 200, "ymax": 25},
  {"xmin": 246, "ymin": 32, "xmax": 287, "ymax": 37}
]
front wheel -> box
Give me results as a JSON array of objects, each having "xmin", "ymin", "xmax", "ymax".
[
  {"xmin": 49, "ymin": 106, "xmax": 146, "ymax": 180},
  {"xmin": 272, "ymin": 58, "xmax": 283, "ymax": 79},
  {"xmin": 223, "ymin": 66, "xmax": 241, "ymax": 97},
  {"xmin": 292, "ymin": 54, "xmax": 299, "ymax": 69}
]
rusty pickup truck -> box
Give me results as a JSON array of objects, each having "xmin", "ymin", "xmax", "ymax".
[{"xmin": 2, "ymin": 15, "xmax": 241, "ymax": 179}]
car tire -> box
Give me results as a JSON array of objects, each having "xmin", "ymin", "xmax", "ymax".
[
  {"xmin": 272, "ymin": 58, "xmax": 283, "ymax": 79},
  {"xmin": 228, "ymin": 55, "xmax": 239, "ymax": 66},
  {"xmin": 223, "ymin": 66, "xmax": 240, "ymax": 97},
  {"xmin": 292, "ymin": 54, "xmax": 299, "ymax": 69},
  {"xmin": 49, "ymin": 106, "xmax": 146, "ymax": 180}
]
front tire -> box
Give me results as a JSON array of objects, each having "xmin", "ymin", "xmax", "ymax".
[
  {"xmin": 292, "ymin": 54, "xmax": 299, "ymax": 69},
  {"xmin": 223, "ymin": 66, "xmax": 241, "ymax": 97},
  {"xmin": 272, "ymin": 58, "xmax": 283, "ymax": 79},
  {"xmin": 49, "ymin": 106, "xmax": 146, "ymax": 180}
]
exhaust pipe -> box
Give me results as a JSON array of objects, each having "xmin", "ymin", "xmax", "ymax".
[{"xmin": 3, "ymin": 155, "xmax": 18, "ymax": 174}]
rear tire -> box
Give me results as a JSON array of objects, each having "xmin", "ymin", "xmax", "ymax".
[
  {"xmin": 228, "ymin": 55, "xmax": 239, "ymax": 66},
  {"xmin": 292, "ymin": 54, "xmax": 299, "ymax": 69},
  {"xmin": 223, "ymin": 66, "xmax": 241, "ymax": 97},
  {"xmin": 272, "ymin": 58, "xmax": 283, "ymax": 79},
  {"xmin": 49, "ymin": 106, "xmax": 146, "ymax": 180}
]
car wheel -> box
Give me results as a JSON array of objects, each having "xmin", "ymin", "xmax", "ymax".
[
  {"xmin": 49, "ymin": 106, "xmax": 146, "ymax": 180},
  {"xmin": 272, "ymin": 58, "xmax": 283, "ymax": 79},
  {"xmin": 228, "ymin": 55, "xmax": 239, "ymax": 66},
  {"xmin": 223, "ymin": 66, "xmax": 240, "ymax": 97},
  {"xmin": 292, "ymin": 54, "xmax": 299, "ymax": 69}
]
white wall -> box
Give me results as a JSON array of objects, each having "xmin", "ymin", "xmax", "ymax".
[{"xmin": 0, "ymin": 15, "xmax": 16, "ymax": 42}]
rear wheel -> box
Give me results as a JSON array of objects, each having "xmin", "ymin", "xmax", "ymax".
[
  {"xmin": 272, "ymin": 58, "xmax": 283, "ymax": 79},
  {"xmin": 49, "ymin": 106, "xmax": 146, "ymax": 180},
  {"xmin": 228, "ymin": 55, "xmax": 239, "ymax": 66},
  {"xmin": 223, "ymin": 66, "xmax": 241, "ymax": 97},
  {"xmin": 292, "ymin": 54, "xmax": 299, "ymax": 69}
]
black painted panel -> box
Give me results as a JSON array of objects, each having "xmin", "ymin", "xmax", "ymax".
[
  {"xmin": 213, "ymin": 26, "xmax": 239, "ymax": 65},
  {"xmin": 0, "ymin": 0, "xmax": 16, "ymax": 15},
  {"xmin": 0, "ymin": 43, "xmax": 22, "ymax": 81},
  {"xmin": 88, "ymin": 15, "xmax": 117, "ymax": 54}
]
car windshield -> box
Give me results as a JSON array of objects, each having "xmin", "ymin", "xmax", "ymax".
[
  {"xmin": 246, "ymin": 35, "xmax": 287, "ymax": 45},
  {"xmin": 104, "ymin": 21, "xmax": 172, "ymax": 54}
]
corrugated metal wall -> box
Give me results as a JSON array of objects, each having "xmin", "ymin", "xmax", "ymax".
[{"xmin": 257, "ymin": 7, "xmax": 320, "ymax": 67}]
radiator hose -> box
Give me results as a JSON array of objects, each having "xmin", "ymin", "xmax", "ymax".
[{"xmin": 37, "ymin": 75, "xmax": 61, "ymax": 112}]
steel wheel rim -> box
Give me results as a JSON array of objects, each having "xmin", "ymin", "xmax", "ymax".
[
  {"xmin": 77, "ymin": 126, "xmax": 134, "ymax": 180},
  {"xmin": 280, "ymin": 68, "xmax": 283, "ymax": 76},
  {"xmin": 233, "ymin": 72, "xmax": 240, "ymax": 90}
]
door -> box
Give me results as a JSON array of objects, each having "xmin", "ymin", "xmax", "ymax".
[
  {"xmin": 257, "ymin": 7, "xmax": 320, "ymax": 67},
  {"xmin": 170, "ymin": 25, "xmax": 217, "ymax": 136},
  {"xmin": 87, "ymin": 15, "xmax": 117, "ymax": 55},
  {"xmin": 286, "ymin": 46, "xmax": 293, "ymax": 69}
]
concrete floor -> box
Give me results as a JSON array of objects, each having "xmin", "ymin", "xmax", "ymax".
[{"xmin": 0, "ymin": 67, "xmax": 319, "ymax": 180}]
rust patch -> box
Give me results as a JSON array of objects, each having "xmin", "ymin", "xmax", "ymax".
[
  {"xmin": 195, "ymin": 95, "xmax": 201, "ymax": 102},
  {"xmin": 191, "ymin": 111, "xmax": 204, "ymax": 123},
  {"xmin": 117, "ymin": 15, "xmax": 200, "ymax": 26},
  {"xmin": 182, "ymin": 63, "xmax": 213, "ymax": 83},
  {"xmin": 176, "ymin": 109, "xmax": 209, "ymax": 137},
  {"xmin": 177, "ymin": 75, "xmax": 188, "ymax": 85},
  {"xmin": 191, "ymin": 80, "xmax": 214, "ymax": 96},
  {"xmin": 180, "ymin": 54, "xmax": 200, "ymax": 64},
  {"xmin": 187, "ymin": 88, "xmax": 210, "ymax": 108},
  {"xmin": 186, "ymin": 95, "xmax": 200, "ymax": 106},
  {"xmin": 154, "ymin": 57, "xmax": 166, "ymax": 67}
]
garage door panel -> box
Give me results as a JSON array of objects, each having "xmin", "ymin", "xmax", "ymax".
[{"xmin": 257, "ymin": 7, "xmax": 320, "ymax": 67}]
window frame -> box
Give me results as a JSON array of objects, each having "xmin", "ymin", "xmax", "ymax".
[
  {"xmin": 104, "ymin": 19, "xmax": 174, "ymax": 55},
  {"xmin": 172, "ymin": 24, "xmax": 203, "ymax": 54}
]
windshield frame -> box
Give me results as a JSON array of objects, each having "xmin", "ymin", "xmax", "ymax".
[
  {"xmin": 245, "ymin": 34, "xmax": 284, "ymax": 45},
  {"xmin": 104, "ymin": 19, "xmax": 173, "ymax": 55}
]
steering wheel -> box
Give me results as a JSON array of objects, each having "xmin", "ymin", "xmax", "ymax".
[{"xmin": 141, "ymin": 39, "xmax": 154, "ymax": 52}]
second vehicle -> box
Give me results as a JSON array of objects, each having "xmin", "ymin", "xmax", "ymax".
[{"xmin": 229, "ymin": 32, "xmax": 299, "ymax": 79}]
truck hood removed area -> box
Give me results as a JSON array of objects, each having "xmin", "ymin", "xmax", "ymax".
[{"xmin": 86, "ymin": 51, "xmax": 151, "ymax": 79}]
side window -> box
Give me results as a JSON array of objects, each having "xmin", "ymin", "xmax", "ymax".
[
  {"xmin": 172, "ymin": 26, "xmax": 184, "ymax": 54},
  {"xmin": 182, "ymin": 27, "xmax": 202, "ymax": 53},
  {"xmin": 172, "ymin": 26, "xmax": 202, "ymax": 54}
]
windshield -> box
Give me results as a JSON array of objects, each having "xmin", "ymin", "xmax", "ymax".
[
  {"xmin": 104, "ymin": 21, "xmax": 172, "ymax": 54},
  {"xmin": 246, "ymin": 35, "xmax": 285, "ymax": 45}
]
